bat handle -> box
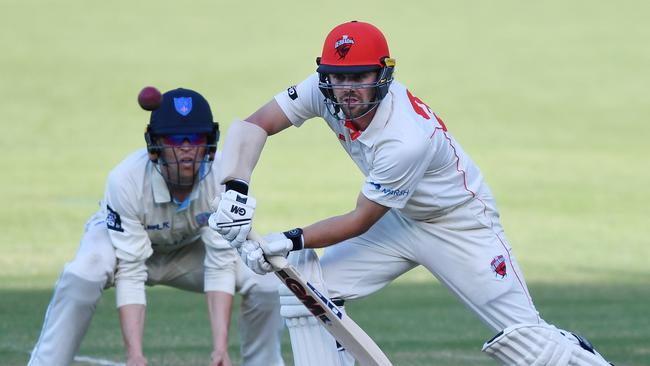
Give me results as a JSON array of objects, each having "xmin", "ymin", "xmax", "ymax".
[{"xmin": 248, "ymin": 230, "xmax": 290, "ymax": 270}]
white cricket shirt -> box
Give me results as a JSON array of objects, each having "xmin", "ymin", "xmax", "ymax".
[
  {"xmin": 275, "ymin": 74, "xmax": 485, "ymax": 221},
  {"xmin": 99, "ymin": 149, "xmax": 233, "ymax": 306}
]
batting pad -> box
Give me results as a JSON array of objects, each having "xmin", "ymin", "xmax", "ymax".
[
  {"xmin": 482, "ymin": 323, "xmax": 612, "ymax": 366},
  {"xmin": 219, "ymin": 119, "xmax": 267, "ymax": 184},
  {"xmin": 280, "ymin": 250, "xmax": 344, "ymax": 366}
]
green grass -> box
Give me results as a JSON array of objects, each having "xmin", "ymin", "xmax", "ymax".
[
  {"xmin": 2, "ymin": 280, "xmax": 649, "ymax": 365},
  {"xmin": 1, "ymin": 0, "xmax": 649, "ymax": 365}
]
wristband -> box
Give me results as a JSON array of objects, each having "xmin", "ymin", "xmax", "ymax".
[
  {"xmin": 225, "ymin": 179, "xmax": 249, "ymax": 195},
  {"xmin": 283, "ymin": 228, "xmax": 304, "ymax": 251}
]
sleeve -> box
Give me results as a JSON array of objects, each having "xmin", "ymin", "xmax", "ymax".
[
  {"xmin": 201, "ymin": 227, "xmax": 237, "ymax": 294},
  {"xmin": 361, "ymin": 138, "xmax": 432, "ymax": 209},
  {"xmin": 103, "ymin": 170, "xmax": 153, "ymax": 307},
  {"xmin": 273, "ymin": 73, "xmax": 325, "ymax": 127}
]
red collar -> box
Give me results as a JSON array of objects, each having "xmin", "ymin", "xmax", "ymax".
[{"xmin": 344, "ymin": 120, "xmax": 361, "ymax": 141}]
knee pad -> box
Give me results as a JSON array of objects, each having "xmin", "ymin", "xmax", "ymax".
[{"xmin": 482, "ymin": 323, "xmax": 613, "ymax": 366}]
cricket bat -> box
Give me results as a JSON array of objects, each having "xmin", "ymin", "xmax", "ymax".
[{"xmin": 249, "ymin": 230, "xmax": 393, "ymax": 366}]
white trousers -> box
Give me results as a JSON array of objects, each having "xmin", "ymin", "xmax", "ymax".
[
  {"xmin": 28, "ymin": 218, "xmax": 284, "ymax": 366},
  {"xmin": 321, "ymin": 193, "xmax": 544, "ymax": 332}
]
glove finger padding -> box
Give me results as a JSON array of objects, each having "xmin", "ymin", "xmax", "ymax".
[
  {"xmin": 247, "ymin": 247, "xmax": 272, "ymax": 275},
  {"xmin": 234, "ymin": 223, "xmax": 252, "ymax": 245},
  {"xmin": 240, "ymin": 240, "xmax": 259, "ymax": 258},
  {"xmin": 240, "ymin": 240, "xmax": 271, "ymax": 275},
  {"xmin": 257, "ymin": 255, "xmax": 274, "ymax": 274},
  {"xmin": 208, "ymin": 212, "xmax": 237, "ymax": 241},
  {"xmin": 264, "ymin": 238, "xmax": 293, "ymax": 257}
]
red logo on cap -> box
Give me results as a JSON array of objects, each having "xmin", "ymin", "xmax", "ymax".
[
  {"xmin": 334, "ymin": 35, "xmax": 355, "ymax": 59},
  {"xmin": 491, "ymin": 255, "xmax": 507, "ymax": 278}
]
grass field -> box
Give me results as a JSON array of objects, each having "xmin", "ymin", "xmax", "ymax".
[{"xmin": 1, "ymin": 0, "xmax": 649, "ymax": 365}]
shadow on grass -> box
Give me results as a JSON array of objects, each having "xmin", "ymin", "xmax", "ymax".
[{"xmin": 1, "ymin": 282, "xmax": 647, "ymax": 366}]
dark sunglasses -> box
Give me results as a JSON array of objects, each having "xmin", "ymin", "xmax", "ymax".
[{"xmin": 160, "ymin": 134, "xmax": 208, "ymax": 146}]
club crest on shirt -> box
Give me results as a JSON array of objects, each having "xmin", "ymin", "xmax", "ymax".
[
  {"xmin": 491, "ymin": 255, "xmax": 507, "ymax": 278},
  {"xmin": 106, "ymin": 205, "xmax": 124, "ymax": 232},
  {"xmin": 334, "ymin": 35, "xmax": 354, "ymax": 59},
  {"xmin": 195, "ymin": 212, "xmax": 211, "ymax": 226},
  {"xmin": 174, "ymin": 97, "xmax": 192, "ymax": 116}
]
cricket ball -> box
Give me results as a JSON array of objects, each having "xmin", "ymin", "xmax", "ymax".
[{"xmin": 137, "ymin": 86, "xmax": 162, "ymax": 111}]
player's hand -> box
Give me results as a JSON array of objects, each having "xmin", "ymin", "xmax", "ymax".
[
  {"xmin": 240, "ymin": 233, "xmax": 294, "ymax": 275},
  {"xmin": 208, "ymin": 190, "xmax": 256, "ymax": 249},
  {"xmin": 210, "ymin": 349, "xmax": 232, "ymax": 366},
  {"xmin": 126, "ymin": 355, "xmax": 148, "ymax": 366}
]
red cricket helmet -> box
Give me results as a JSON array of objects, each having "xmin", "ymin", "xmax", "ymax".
[
  {"xmin": 317, "ymin": 21, "xmax": 392, "ymax": 74},
  {"xmin": 316, "ymin": 21, "xmax": 396, "ymax": 120}
]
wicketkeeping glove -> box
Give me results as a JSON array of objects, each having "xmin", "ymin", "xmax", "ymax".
[{"xmin": 208, "ymin": 190, "xmax": 256, "ymax": 249}]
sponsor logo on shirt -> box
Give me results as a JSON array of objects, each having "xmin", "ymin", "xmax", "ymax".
[
  {"xmin": 145, "ymin": 222, "xmax": 171, "ymax": 231},
  {"xmin": 368, "ymin": 182, "xmax": 409, "ymax": 197},
  {"xmin": 287, "ymin": 85, "xmax": 298, "ymax": 100},
  {"xmin": 106, "ymin": 205, "xmax": 124, "ymax": 232}
]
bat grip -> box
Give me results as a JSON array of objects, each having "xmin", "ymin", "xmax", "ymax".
[{"xmin": 248, "ymin": 230, "xmax": 289, "ymax": 270}]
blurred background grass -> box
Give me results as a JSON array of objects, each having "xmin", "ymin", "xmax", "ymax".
[{"xmin": 1, "ymin": 0, "xmax": 648, "ymax": 364}]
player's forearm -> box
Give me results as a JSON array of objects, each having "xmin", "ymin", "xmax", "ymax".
[
  {"xmin": 303, "ymin": 211, "xmax": 373, "ymax": 248},
  {"xmin": 303, "ymin": 193, "xmax": 389, "ymax": 248},
  {"xmin": 118, "ymin": 304, "xmax": 146, "ymax": 358},
  {"xmin": 206, "ymin": 291, "xmax": 233, "ymax": 353}
]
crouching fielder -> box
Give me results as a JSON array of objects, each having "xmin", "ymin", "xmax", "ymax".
[
  {"xmin": 210, "ymin": 21, "xmax": 614, "ymax": 366},
  {"xmin": 29, "ymin": 88, "xmax": 284, "ymax": 366}
]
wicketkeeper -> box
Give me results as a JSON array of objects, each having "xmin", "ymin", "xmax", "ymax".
[
  {"xmin": 28, "ymin": 88, "xmax": 284, "ymax": 366},
  {"xmin": 210, "ymin": 21, "xmax": 614, "ymax": 366}
]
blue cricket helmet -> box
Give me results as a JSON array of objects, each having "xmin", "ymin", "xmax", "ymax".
[
  {"xmin": 149, "ymin": 88, "xmax": 215, "ymax": 134},
  {"xmin": 144, "ymin": 88, "xmax": 220, "ymax": 161}
]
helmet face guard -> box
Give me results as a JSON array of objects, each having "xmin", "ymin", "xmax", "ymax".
[
  {"xmin": 317, "ymin": 60, "xmax": 395, "ymax": 120},
  {"xmin": 143, "ymin": 88, "xmax": 220, "ymax": 188},
  {"xmin": 151, "ymin": 140, "xmax": 216, "ymax": 188},
  {"xmin": 315, "ymin": 21, "xmax": 396, "ymax": 121}
]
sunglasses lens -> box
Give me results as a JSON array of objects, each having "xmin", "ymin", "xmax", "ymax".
[{"xmin": 161, "ymin": 134, "xmax": 207, "ymax": 146}]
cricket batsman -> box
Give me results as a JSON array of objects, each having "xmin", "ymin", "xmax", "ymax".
[
  {"xmin": 28, "ymin": 88, "xmax": 285, "ymax": 366},
  {"xmin": 209, "ymin": 21, "xmax": 614, "ymax": 365}
]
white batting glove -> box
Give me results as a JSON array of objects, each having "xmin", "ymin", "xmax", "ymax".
[
  {"xmin": 240, "ymin": 240, "xmax": 273, "ymax": 275},
  {"xmin": 208, "ymin": 190, "xmax": 256, "ymax": 249},
  {"xmin": 240, "ymin": 230, "xmax": 303, "ymax": 275}
]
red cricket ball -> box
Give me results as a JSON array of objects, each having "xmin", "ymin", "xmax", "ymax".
[{"xmin": 137, "ymin": 86, "xmax": 162, "ymax": 111}]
